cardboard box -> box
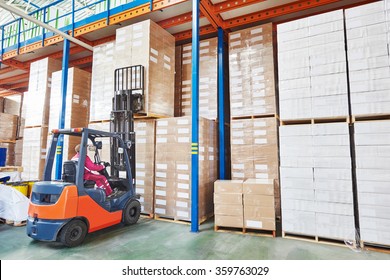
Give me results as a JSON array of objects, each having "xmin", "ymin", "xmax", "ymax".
[
  {"xmin": 0, "ymin": 113, "xmax": 18, "ymax": 140},
  {"xmin": 214, "ymin": 180, "xmax": 243, "ymax": 194},
  {"xmin": 215, "ymin": 204, "xmax": 243, "ymax": 216},
  {"xmin": 214, "ymin": 193, "xmax": 243, "ymax": 205},
  {"xmin": 215, "ymin": 215, "xmax": 243, "ymax": 228},
  {"xmin": 244, "ymin": 194, "xmax": 274, "ymax": 207},
  {"xmin": 243, "ymin": 179, "xmax": 274, "ymax": 195}
]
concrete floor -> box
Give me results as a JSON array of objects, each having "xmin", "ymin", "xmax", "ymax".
[{"xmin": 1, "ymin": 217, "xmax": 389, "ymax": 260}]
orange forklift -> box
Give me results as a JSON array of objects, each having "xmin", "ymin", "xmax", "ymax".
[{"xmin": 26, "ymin": 66, "xmax": 144, "ymax": 247}]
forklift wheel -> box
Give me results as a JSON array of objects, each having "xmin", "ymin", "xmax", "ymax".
[
  {"xmin": 60, "ymin": 220, "xmax": 88, "ymax": 247},
  {"xmin": 123, "ymin": 200, "xmax": 141, "ymax": 225}
]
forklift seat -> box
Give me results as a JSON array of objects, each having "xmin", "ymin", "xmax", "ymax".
[{"xmin": 62, "ymin": 161, "xmax": 77, "ymax": 183}]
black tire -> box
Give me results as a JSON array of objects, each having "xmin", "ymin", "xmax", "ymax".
[
  {"xmin": 59, "ymin": 219, "xmax": 87, "ymax": 247},
  {"xmin": 123, "ymin": 199, "xmax": 141, "ymax": 225}
]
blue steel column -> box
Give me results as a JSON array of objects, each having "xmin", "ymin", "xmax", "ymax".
[
  {"xmin": 217, "ymin": 27, "xmax": 226, "ymax": 179},
  {"xmin": 190, "ymin": 0, "xmax": 200, "ymax": 233},
  {"xmin": 55, "ymin": 39, "xmax": 70, "ymax": 179}
]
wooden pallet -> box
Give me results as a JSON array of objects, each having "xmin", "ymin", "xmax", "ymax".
[
  {"xmin": 0, "ymin": 139, "xmax": 16, "ymax": 144},
  {"xmin": 5, "ymin": 220, "xmax": 27, "ymax": 227},
  {"xmin": 154, "ymin": 214, "xmax": 210, "ymax": 225},
  {"xmin": 215, "ymin": 225, "xmax": 276, "ymax": 237},
  {"xmin": 282, "ymin": 231, "xmax": 354, "ymax": 248},
  {"xmin": 0, "ymin": 166, "xmax": 23, "ymax": 172},
  {"xmin": 360, "ymin": 241, "xmax": 390, "ymax": 254},
  {"xmin": 280, "ymin": 117, "xmax": 350, "ymax": 126},
  {"xmin": 231, "ymin": 114, "xmax": 280, "ymax": 121},
  {"xmin": 89, "ymin": 120, "xmax": 110, "ymax": 124},
  {"xmin": 140, "ymin": 212, "xmax": 154, "ymax": 219},
  {"xmin": 134, "ymin": 112, "xmax": 170, "ymax": 119},
  {"xmin": 352, "ymin": 114, "xmax": 390, "ymax": 123}
]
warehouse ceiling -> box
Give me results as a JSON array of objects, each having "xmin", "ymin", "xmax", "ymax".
[{"xmin": 0, "ymin": 0, "xmax": 379, "ymax": 97}]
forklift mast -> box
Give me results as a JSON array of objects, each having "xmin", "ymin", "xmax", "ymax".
[{"xmin": 110, "ymin": 65, "xmax": 144, "ymax": 187}]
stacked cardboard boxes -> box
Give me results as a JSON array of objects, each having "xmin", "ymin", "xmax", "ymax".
[
  {"xmin": 355, "ymin": 120, "xmax": 390, "ymax": 246},
  {"xmin": 134, "ymin": 120, "xmax": 156, "ymax": 215},
  {"xmin": 90, "ymin": 19, "xmax": 175, "ymax": 122},
  {"xmin": 214, "ymin": 180, "xmax": 243, "ymax": 228},
  {"xmin": 346, "ymin": 1, "xmax": 390, "ymax": 116},
  {"xmin": 243, "ymin": 179, "xmax": 276, "ymax": 232},
  {"xmin": 0, "ymin": 113, "xmax": 18, "ymax": 166},
  {"xmin": 89, "ymin": 42, "xmax": 116, "ymax": 122},
  {"xmin": 22, "ymin": 57, "xmax": 62, "ymax": 180},
  {"xmin": 87, "ymin": 120, "xmax": 156, "ymax": 215},
  {"xmin": 154, "ymin": 116, "xmax": 217, "ymax": 221},
  {"xmin": 47, "ymin": 67, "xmax": 91, "ymax": 175},
  {"xmin": 280, "ymin": 123, "xmax": 355, "ymax": 239},
  {"xmin": 229, "ymin": 23, "xmax": 276, "ymax": 118},
  {"xmin": 179, "ymin": 38, "xmax": 218, "ymax": 120},
  {"xmin": 278, "ymin": 10, "xmax": 349, "ymax": 120},
  {"xmin": 230, "ymin": 117, "xmax": 280, "ymax": 216}
]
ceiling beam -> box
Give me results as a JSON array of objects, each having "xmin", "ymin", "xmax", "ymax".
[
  {"xmin": 224, "ymin": 0, "xmax": 346, "ymax": 29},
  {"xmin": 92, "ymin": 35, "xmax": 116, "ymax": 46},
  {"xmin": 0, "ymin": 73, "xmax": 30, "ymax": 85},
  {"xmin": 214, "ymin": 0, "xmax": 267, "ymax": 14},
  {"xmin": 0, "ymin": 66, "xmax": 18, "ymax": 75},
  {"xmin": 200, "ymin": 0, "xmax": 225, "ymax": 29},
  {"xmin": 174, "ymin": 24, "xmax": 217, "ymax": 41},
  {"xmin": 0, "ymin": 58, "xmax": 28, "ymax": 70},
  {"xmin": 70, "ymin": 56, "xmax": 93, "ymax": 66},
  {"xmin": 0, "ymin": 81, "xmax": 29, "ymax": 90},
  {"xmin": 0, "ymin": 89, "xmax": 24, "ymax": 97}
]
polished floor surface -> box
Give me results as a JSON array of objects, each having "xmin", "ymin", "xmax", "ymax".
[{"xmin": 1, "ymin": 217, "xmax": 389, "ymax": 260}]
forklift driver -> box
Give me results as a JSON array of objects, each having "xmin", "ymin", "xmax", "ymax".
[{"xmin": 72, "ymin": 144, "xmax": 114, "ymax": 197}]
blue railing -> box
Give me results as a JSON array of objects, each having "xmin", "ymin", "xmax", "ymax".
[{"xmin": 0, "ymin": 0, "xmax": 150, "ymax": 59}]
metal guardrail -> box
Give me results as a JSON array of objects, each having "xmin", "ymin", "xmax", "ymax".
[{"xmin": 0, "ymin": 0, "xmax": 151, "ymax": 60}]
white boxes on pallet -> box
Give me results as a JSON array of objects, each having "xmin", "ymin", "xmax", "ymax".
[
  {"xmin": 346, "ymin": 1, "xmax": 390, "ymax": 116},
  {"xmin": 280, "ymin": 123, "xmax": 355, "ymax": 239},
  {"xmin": 355, "ymin": 120, "xmax": 390, "ymax": 246},
  {"xmin": 278, "ymin": 10, "xmax": 349, "ymax": 120}
]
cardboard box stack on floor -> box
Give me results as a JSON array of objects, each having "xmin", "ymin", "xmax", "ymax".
[
  {"xmin": 229, "ymin": 23, "xmax": 276, "ymax": 118},
  {"xmin": 154, "ymin": 116, "xmax": 217, "ymax": 221},
  {"xmin": 22, "ymin": 58, "xmax": 61, "ymax": 180},
  {"xmin": 278, "ymin": 10, "xmax": 349, "ymax": 120},
  {"xmin": 230, "ymin": 117, "xmax": 280, "ymax": 216},
  {"xmin": 280, "ymin": 123, "xmax": 355, "ymax": 239},
  {"xmin": 134, "ymin": 120, "xmax": 156, "ymax": 215},
  {"xmin": 180, "ymin": 38, "xmax": 218, "ymax": 120},
  {"xmin": 214, "ymin": 180, "xmax": 244, "ymax": 228},
  {"xmin": 345, "ymin": 1, "xmax": 390, "ymax": 116},
  {"xmin": 355, "ymin": 120, "xmax": 390, "ymax": 246},
  {"xmin": 243, "ymin": 179, "xmax": 276, "ymax": 231},
  {"xmin": 47, "ymin": 67, "xmax": 91, "ymax": 175}
]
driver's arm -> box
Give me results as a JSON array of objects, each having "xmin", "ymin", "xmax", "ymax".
[{"xmin": 84, "ymin": 155, "xmax": 104, "ymax": 172}]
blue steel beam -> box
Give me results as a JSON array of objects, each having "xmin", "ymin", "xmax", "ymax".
[
  {"xmin": 190, "ymin": 0, "xmax": 200, "ymax": 233},
  {"xmin": 217, "ymin": 27, "xmax": 226, "ymax": 179},
  {"xmin": 55, "ymin": 39, "xmax": 70, "ymax": 180}
]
